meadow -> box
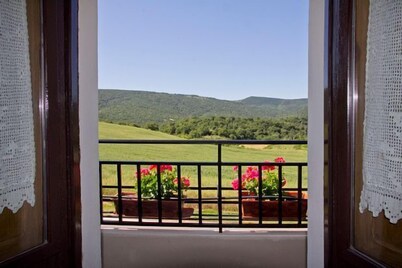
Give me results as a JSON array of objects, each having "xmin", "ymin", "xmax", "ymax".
[{"xmin": 99, "ymin": 122, "xmax": 308, "ymax": 215}]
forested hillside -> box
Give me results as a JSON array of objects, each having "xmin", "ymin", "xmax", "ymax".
[{"xmin": 99, "ymin": 89, "xmax": 307, "ymax": 126}]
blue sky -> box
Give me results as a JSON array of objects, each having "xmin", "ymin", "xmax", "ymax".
[{"xmin": 98, "ymin": 0, "xmax": 308, "ymax": 100}]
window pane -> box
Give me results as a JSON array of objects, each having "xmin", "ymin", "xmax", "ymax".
[
  {"xmin": 0, "ymin": 0, "xmax": 45, "ymax": 261},
  {"xmin": 353, "ymin": 1, "xmax": 402, "ymax": 266}
]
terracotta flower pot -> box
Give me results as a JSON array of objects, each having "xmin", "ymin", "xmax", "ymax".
[
  {"xmin": 114, "ymin": 192, "xmax": 194, "ymax": 219},
  {"xmin": 241, "ymin": 191, "xmax": 308, "ymax": 220}
]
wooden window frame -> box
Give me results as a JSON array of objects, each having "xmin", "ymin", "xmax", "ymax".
[
  {"xmin": 325, "ymin": 0, "xmax": 401, "ymax": 267},
  {"xmin": 0, "ymin": 0, "xmax": 81, "ymax": 266}
]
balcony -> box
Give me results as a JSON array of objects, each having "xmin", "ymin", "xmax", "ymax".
[{"xmin": 99, "ymin": 139, "xmax": 308, "ymax": 232}]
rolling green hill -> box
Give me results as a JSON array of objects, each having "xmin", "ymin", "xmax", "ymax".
[{"xmin": 99, "ymin": 89, "xmax": 307, "ymax": 126}]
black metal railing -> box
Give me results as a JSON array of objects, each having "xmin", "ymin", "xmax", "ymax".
[{"xmin": 99, "ymin": 140, "xmax": 308, "ymax": 233}]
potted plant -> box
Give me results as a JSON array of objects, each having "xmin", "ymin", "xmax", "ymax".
[
  {"xmin": 231, "ymin": 157, "xmax": 307, "ymax": 220},
  {"xmin": 114, "ymin": 164, "xmax": 194, "ymax": 219}
]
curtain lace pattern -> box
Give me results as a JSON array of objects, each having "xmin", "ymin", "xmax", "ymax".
[
  {"xmin": 359, "ymin": 1, "xmax": 402, "ymax": 224},
  {"xmin": 0, "ymin": 0, "xmax": 36, "ymax": 213}
]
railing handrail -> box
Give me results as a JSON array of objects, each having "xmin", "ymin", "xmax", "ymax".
[
  {"xmin": 99, "ymin": 139, "xmax": 307, "ymax": 145},
  {"xmin": 99, "ymin": 160, "xmax": 308, "ymax": 166}
]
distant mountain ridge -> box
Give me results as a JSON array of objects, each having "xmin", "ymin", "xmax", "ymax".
[
  {"xmin": 99, "ymin": 89, "xmax": 307, "ymax": 126},
  {"xmin": 240, "ymin": 96, "xmax": 307, "ymax": 106}
]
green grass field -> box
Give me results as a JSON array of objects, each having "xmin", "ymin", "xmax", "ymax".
[{"xmin": 99, "ymin": 122, "xmax": 308, "ymax": 216}]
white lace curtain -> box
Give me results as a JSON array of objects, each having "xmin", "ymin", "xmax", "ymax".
[
  {"xmin": 359, "ymin": 1, "xmax": 402, "ymax": 224},
  {"xmin": 0, "ymin": 0, "xmax": 36, "ymax": 213}
]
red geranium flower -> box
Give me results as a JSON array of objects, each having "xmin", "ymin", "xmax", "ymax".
[
  {"xmin": 149, "ymin": 164, "xmax": 157, "ymax": 170},
  {"xmin": 160, "ymin": 164, "xmax": 173, "ymax": 172},
  {"xmin": 231, "ymin": 157, "xmax": 287, "ymax": 196},
  {"xmin": 275, "ymin": 157, "xmax": 286, "ymax": 163},
  {"xmin": 262, "ymin": 160, "xmax": 276, "ymax": 171},
  {"xmin": 232, "ymin": 178, "xmax": 240, "ymax": 190}
]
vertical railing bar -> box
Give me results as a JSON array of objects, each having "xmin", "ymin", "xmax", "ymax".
[
  {"xmin": 157, "ymin": 165, "xmax": 162, "ymax": 223},
  {"xmin": 117, "ymin": 164, "xmax": 123, "ymax": 224},
  {"xmin": 136, "ymin": 164, "xmax": 143, "ymax": 223},
  {"xmin": 217, "ymin": 144, "xmax": 223, "ymax": 233},
  {"xmin": 297, "ymin": 165, "xmax": 303, "ymax": 225},
  {"xmin": 237, "ymin": 165, "xmax": 243, "ymax": 225},
  {"xmin": 278, "ymin": 165, "xmax": 283, "ymax": 225},
  {"xmin": 258, "ymin": 164, "xmax": 263, "ymax": 224},
  {"xmin": 197, "ymin": 165, "xmax": 202, "ymax": 224},
  {"xmin": 177, "ymin": 165, "xmax": 182, "ymax": 224},
  {"xmin": 99, "ymin": 163, "xmax": 104, "ymax": 224}
]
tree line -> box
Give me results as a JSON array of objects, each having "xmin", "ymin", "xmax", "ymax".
[{"xmin": 146, "ymin": 116, "xmax": 307, "ymax": 140}]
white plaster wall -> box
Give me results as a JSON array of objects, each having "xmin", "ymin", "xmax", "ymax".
[
  {"xmin": 102, "ymin": 228, "xmax": 307, "ymax": 268},
  {"xmin": 79, "ymin": 0, "xmax": 102, "ymax": 267},
  {"xmin": 307, "ymin": 0, "xmax": 325, "ymax": 267}
]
